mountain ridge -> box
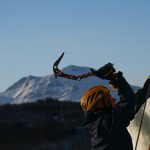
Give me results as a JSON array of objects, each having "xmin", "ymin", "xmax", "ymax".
[{"xmin": 3, "ymin": 65, "xmax": 140, "ymax": 104}]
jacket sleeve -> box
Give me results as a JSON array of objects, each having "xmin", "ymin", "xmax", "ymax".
[
  {"xmin": 134, "ymin": 77, "xmax": 150, "ymax": 114},
  {"xmin": 112, "ymin": 72, "xmax": 136, "ymax": 127}
]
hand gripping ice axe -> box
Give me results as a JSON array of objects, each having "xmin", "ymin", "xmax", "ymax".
[
  {"xmin": 53, "ymin": 52, "xmax": 115, "ymax": 81},
  {"xmin": 53, "ymin": 52, "xmax": 96, "ymax": 80}
]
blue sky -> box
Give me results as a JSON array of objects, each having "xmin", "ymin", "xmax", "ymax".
[{"xmin": 0, "ymin": 0, "xmax": 150, "ymax": 92}]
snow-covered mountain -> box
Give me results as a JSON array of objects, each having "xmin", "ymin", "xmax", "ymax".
[{"xmin": 3, "ymin": 65, "xmax": 123, "ymax": 104}]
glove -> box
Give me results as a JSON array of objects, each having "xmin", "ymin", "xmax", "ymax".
[
  {"xmin": 108, "ymin": 71, "xmax": 123, "ymax": 90},
  {"xmin": 91, "ymin": 63, "xmax": 116, "ymax": 80}
]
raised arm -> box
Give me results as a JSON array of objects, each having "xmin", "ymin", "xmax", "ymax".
[{"xmin": 94, "ymin": 64, "xmax": 136, "ymax": 126}]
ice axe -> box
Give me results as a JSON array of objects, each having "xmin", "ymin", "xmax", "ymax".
[{"xmin": 53, "ymin": 52, "xmax": 97, "ymax": 80}]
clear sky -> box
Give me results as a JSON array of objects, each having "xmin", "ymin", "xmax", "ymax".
[{"xmin": 0, "ymin": 0, "xmax": 150, "ymax": 92}]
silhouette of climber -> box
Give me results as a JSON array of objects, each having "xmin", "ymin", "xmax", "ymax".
[{"xmin": 80, "ymin": 63, "xmax": 150, "ymax": 150}]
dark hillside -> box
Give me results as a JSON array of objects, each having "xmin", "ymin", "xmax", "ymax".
[{"xmin": 0, "ymin": 98, "xmax": 91, "ymax": 150}]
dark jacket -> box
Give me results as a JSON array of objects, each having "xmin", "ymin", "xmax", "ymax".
[{"xmin": 85, "ymin": 73, "xmax": 149, "ymax": 150}]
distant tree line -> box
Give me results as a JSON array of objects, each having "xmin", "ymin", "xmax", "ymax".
[{"xmin": 0, "ymin": 98, "xmax": 91, "ymax": 150}]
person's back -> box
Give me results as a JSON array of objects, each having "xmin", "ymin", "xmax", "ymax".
[{"xmin": 85, "ymin": 111, "xmax": 133, "ymax": 150}]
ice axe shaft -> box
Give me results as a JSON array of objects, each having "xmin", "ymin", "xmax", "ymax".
[{"xmin": 53, "ymin": 52, "xmax": 96, "ymax": 80}]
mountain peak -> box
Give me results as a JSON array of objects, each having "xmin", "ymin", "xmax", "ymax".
[{"xmin": 3, "ymin": 65, "xmax": 140, "ymax": 104}]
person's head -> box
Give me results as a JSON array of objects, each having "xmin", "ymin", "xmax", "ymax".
[{"xmin": 80, "ymin": 85, "xmax": 116, "ymax": 112}]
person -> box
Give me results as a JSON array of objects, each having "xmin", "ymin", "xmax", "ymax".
[{"xmin": 80, "ymin": 63, "xmax": 150, "ymax": 150}]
